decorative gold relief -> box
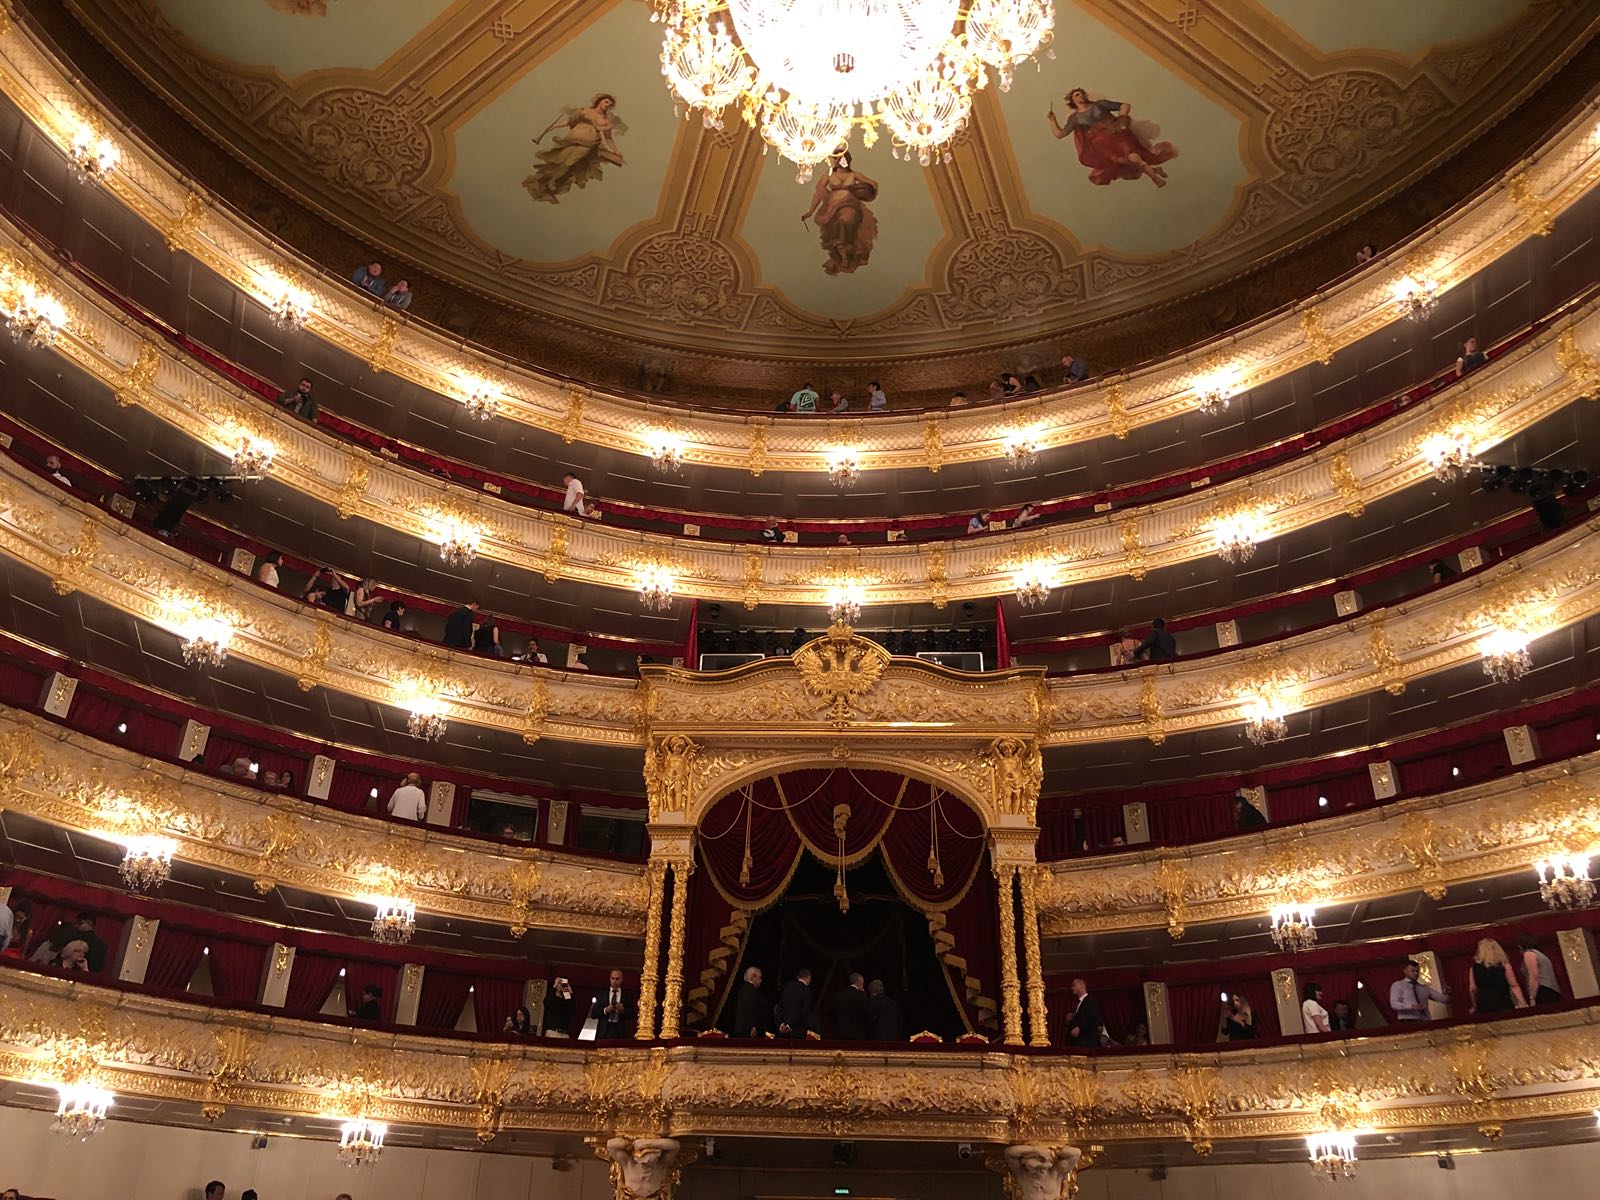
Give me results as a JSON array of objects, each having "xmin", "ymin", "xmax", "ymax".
[
  {"xmin": 1139, "ymin": 676, "xmax": 1165, "ymax": 746},
  {"xmin": 1105, "ymin": 379, "xmax": 1129, "ymax": 440},
  {"xmin": 365, "ymin": 317, "xmax": 399, "ymax": 373},
  {"xmin": 741, "ymin": 548, "xmax": 762, "ymax": 611},
  {"xmin": 160, "ymin": 189, "xmax": 209, "ymax": 253},
  {"xmin": 645, "ymin": 735, "xmax": 700, "ymax": 821},
  {"xmin": 1556, "ymin": 329, "xmax": 1600, "ymax": 392},
  {"xmin": 1508, "ymin": 169, "xmax": 1555, "ymax": 237},
  {"xmin": 561, "ymin": 388, "xmax": 586, "ymax": 444},
  {"xmin": 926, "ymin": 545, "xmax": 948, "ymax": 610},
  {"xmin": 1329, "ymin": 450, "xmax": 1365, "ymax": 517},
  {"xmin": 1300, "ymin": 307, "xmax": 1335, "ymax": 365},
  {"xmin": 1118, "ymin": 517, "xmax": 1146, "ymax": 581},
  {"xmin": 793, "ymin": 624, "xmax": 891, "ymax": 725},
  {"xmin": 986, "ymin": 737, "xmax": 1043, "ymax": 824},
  {"xmin": 924, "ymin": 416, "xmax": 944, "ymax": 472},
  {"xmin": 114, "ymin": 341, "xmax": 160, "ymax": 407},
  {"xmin": 747, "ymin": 423, "xmax": 766, "ymax": 477},
  {"xmin": 544, "ymin": 526, "xmax": 570, "ymax": 582},
  {"xmin": 1366, "ymin": 613, "xmax": 1405, "ymax": 696},
  {"xmin": 334, "ymin": 457, "xmax": 369, "ymax": 519}
]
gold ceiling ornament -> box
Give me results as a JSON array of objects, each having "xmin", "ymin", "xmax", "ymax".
[
  {"xmin": 793, "ymin": 622, "xmax": 890, "ymax": 724},
  {"xmin": 0, "ymin": 254, "xmax": 69, "ymax": 348},
  {"xmin": 655, "ymin": 0, "xmax": 1053, "ymax": 177}
]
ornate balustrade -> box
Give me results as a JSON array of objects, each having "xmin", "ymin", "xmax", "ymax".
[
  {"xmin": 1, "ymin": 966, "xmax": 1596, "ymax": 1148},
  {"xmin": 2, "ymin": 208, "xmax": 1598, "ymax": 610},
  {"xmin": 0, "ymin": 20, "xmax": 1595, "ymax": 474}
]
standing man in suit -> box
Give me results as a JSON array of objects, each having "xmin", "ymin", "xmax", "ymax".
[
  {"xmin": 442, "ymin": 599, "xmax": 480, "ymax": 648},
  {"xmin": 775, "ymin": 967, "xmax": 815, "ymax": 1038},
  {"xmin": 1067, "ymin": 977, "xmax": 1104, "ymax": 1047},
  {"xmin": 831, "ymin": 972, "xmax": 872, "ymax": 1040},
  {"xmin": 593, "ymin": 968, "xmax": 630, "ymax": 1039},
  {"xmin": 1132, "ymin": 618, "xmax": 1176, "ymax": 662},
  {"xmin": 867, "ymin": 979, "xmax": 902, "ymax": 1041},
  {"xmin": 732, "ymin": 966, "xmax": 768, "ymax": 1037}
]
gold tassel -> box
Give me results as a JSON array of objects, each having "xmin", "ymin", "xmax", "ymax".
[
  {"xmin": 927, "ymin": 790, "xmax": 943, "ymax": 888},
  {"xmin": 833, "ymin": 803, "xmax": 851, "ymax": 913},
  {"xmin": 739, "ymin": 789, "xmax": 753, "ymax": 886}
]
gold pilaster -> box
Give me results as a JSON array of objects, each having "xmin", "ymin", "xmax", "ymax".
[
  {"xmin": 634, "ymin": 862, "xmax": 668, "ymax": 1040},
  {"xmin": 1018, "ymin": 866, "xmax": 1049, "ymax": 1047},
  {"xmin": 994, "ymin": 861, "xmax": 1024, "ymax": 1047},
  {"xmin": 659, "ymin": 860, "xmax": 693, "ymax": 1038}
]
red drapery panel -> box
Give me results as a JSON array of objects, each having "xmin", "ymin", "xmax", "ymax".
[
  {"xmin": 343, "ymin": 959, "xmax": 400, "ymax": 1022},
  {"xmin": 683, "ymin": 877, "xmax": 743, "ymax": 1033},
  {"xmin": 206, "ymin": 940, "xmax": 267, "ymax": 1005},
  {"xmin": 417, "ymin": 971, "xmax": 476, "ymax": 1030},
  {"xmin": 146, "ymin": 926, "xmax": 209, "ymax": 992},
  {"xmin": 473, "ymin": 976, "xmax": 524, "ymax": 1034},
  {"xmin": 284, "ymin": 952, "xmax": 344, "ymax": 1016}
]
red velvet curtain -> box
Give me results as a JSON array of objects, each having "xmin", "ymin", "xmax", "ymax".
[
  {"xmin": 1169, "ymin": 981, "xmax": 1229, "ymax": 1045},
  {"xmin": 207, "ymin": 940, "xmax": 266, "ymax": 1004},
  {"xmin": 417, "ymin": 970, "xmax": 475, "ymax": 1031},
  {"xmin": 343, "ymin": 959, "xmax": 400, "ymax": 1021},
  {"xmin": 284, "ymin": 952, "xmax": 343, "ymax": 1016},
  {"xmin": 146, "ymin": 926, "xmax": 209, "ymax": 992},
  {"xmin": 473, "ymin": 976, "xmax": 524, "ymax": 1034}
]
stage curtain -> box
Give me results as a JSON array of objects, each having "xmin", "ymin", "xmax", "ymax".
[
  {"xmin": 474, "ymin": 976, "xmax": 524, "ymax": 1035},
  {"xmin": 146, "ymin": 925, "xmax": 208, "ymax": 992},
  {"xmin": 343, "ymin": 959, "xmax": 400, "ymax": 1022},
  {"xmin": 207, "ymin": 939, "xmax": 267, "ymax": 1005},
  {"xmin": 417, "ymin": 970, "xmax": 475, "ymax": 1031},
  {"xmin": 284, "ymin": 952, "xmax": 343, "ymax": 1016}
]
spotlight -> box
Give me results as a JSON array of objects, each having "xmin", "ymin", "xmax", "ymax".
[
  {"xmin": 707, "ymin": 603, "xmax": 722, "ymax": 621},
  {"xmin": 961, "ymin": 601, "xmax": 976, "ymax": 619},
  {"xmin": 1437, "ymin": 1153, "xmax": 1455, "ymax": 1171}
]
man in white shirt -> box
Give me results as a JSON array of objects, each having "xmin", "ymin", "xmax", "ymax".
[
  {"xmin": 561, "ymin": 472, "xmax": 590, "ymax": 518},
  {"xmin": 387, "ymin": 772, "xmax": 427, "ymax": 822},
  {"xmin": 45, "ymin": 454, "xmax": 72, "ymax": 487},
  {"xmin": 1389, "ymin": 959, "xmax": 1448, "ymax": 1022}
]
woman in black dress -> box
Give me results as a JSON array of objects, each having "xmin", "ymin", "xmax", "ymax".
[
  {"xmin": 502, "ymin": 1006, "xmax": 535, "ymax": 1037},
  {"xmin": 1469, "ymin": 938, "xmax": 1527, "ymax": 1013},
  {"xmin": 1220, "ymin": 993, "xmax": 1257, "ymax": 1040}
]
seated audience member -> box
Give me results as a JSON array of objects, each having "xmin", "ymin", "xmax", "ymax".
[
  {"xmin": 1328, "ymin": 999, "xmax": 1356, "ymax": 1031},
  {"xmin": 55, "ymin": 939, "xmax": 91, "ymax": 972},
  {"xmin": 504, "ymin": 1006, "xmax": 535, "ymax": 1037},
  {"xmin": 443, "ymin": 600, "xmax": 481, "ymax": 648},
  {"xmin": 387, "ymin": 772, "xmax": 428, "ymax": 822},
  {"xmin": 760, "ymin": 521, "xmax": 782, "ymax": 542},
  {"xmin": 986, "ymin": 380, "xmax": 1006, "ymax": 402},
  {"xmin": 1013, "ymin": 503, "xmax": 1040, "ymax": 528},
  {"xmin": 43, "ymin": 912, "xmax": 107, "ymax": 972},
  {"xmin": 773, "ymin": 396, "xmax": 794, "ymax": 413},
  {"xmin": 383, "ymin": 279, "xmax": 413, "ymax": 310},
  {"xmin": 1232, "ymin": 793, "xmax": 1268, "ymax": 829},
  {"xmin": 1021, "ymin": 374, "xmax": 1042, "ymax": 394},
  {"xmin": 828, "ymin": 390, "xmax": 849, "ymax": 413},
  {"xmin": 45, "ymin": 453, "xmax": 72, "ymax": 487},
  {"xmin": 275, "ymin": 376, "xmax": 316, "ymax": 420},
  {"xmin": 241, "ymin": 1191, "xmax": 258, "ymax": 1200},
  {"xmin": 1355, "ymin": 242, "xmax": 1377, "ymax": 264},
  {"xmin": 1470, "ymin": 938, "xmax": 1527, "ymax": 1013},
  {"xmin": 1456, "ymin": 335, "xmax": 1487, "ymax": 377},
  {"xmin": 1221, "ymin": 995, "xmax": 1256, "ymax": 1040},
  {"xmin": 1520, "ymin": 933, "xmax": 1562, "ymax": 1006},
  {"xmin": 351, "ymin": 577, "xmax": 380, "ymax": 621},
  {"xmin": 867, "ymin": 978, "xmax": 902, "ymax": 1041},
  {"xmin": 1132, "ymin": 618, "xmax": 1176, "ymax": 662},
  {"xmin": 278, "ymin": 770, "xmax": 297, "ymax": 793},
  {"xmin": 473, "ymin": 616, "xmax": 505, "ymax": 658},
  {"xmin": 967, "ymin": 511, "xmax": 991, "ymax": 534},
  {"xmin": 561, "ymin": 472, "xmax": 591, "ymax": 518},
  {"xmin": 949, "ymin": 391, "xmax": 969, "ymax": 407},
  {"xmin": 543, "ymin": 978, "xmax": 575, "ymax": 1036},
  {"xmin": 351, "ymin": 261, "xmax": 385, "ymax": 296},
  {"xmin": 354, "ymin": 984, "xmax": 383, "ymax": 1020},
  {"xmin": 1390, "ymin": 959, "xmax": 1448, "ymax": 1022},
  {"xmin": 867, "ymin": 381, "xmax": 888, "ymax": 411},
  {"xmin": 1123, "ymin": 1021, "xmax": 1151, "ymax": 1046},
  {"xmin": 1061, "ymin": 353, "xmax": 1089, "ymax": 384},
  {"xmin": 1109, "ymin": 632, "xmax": 1141, "ymax": 666},
  {"xmin": 1001, "ymin": 373, "xmax": 1023, "ymax": 396},
  {"xmin": 789, "ymin": 382, "xmax": 819, "ymax": 413},
  {"xmin": 255, "ymin": 551, "xmax": 282, "ymax": 589},
  {"xmin": 2, "ymin": 1185, "xmax": 21, "ymax": 1200},
  {"xmin": 1301, "ymin": 982, "xmax": 1330, "ymax": 1033},
  {"xmin": 1429, "ymin": 557, "xmax": 1458, "ymax": 585},
  {"xmin": 260, "ymin": 769, "xmax": 280, "ymax": 790},
  {"xmin": 527, "ymin": 638, "xmax": 550, "ymax": 665},
  {"xmin": 380, "ymin": 599, "xmax": 408, "ymax": 632}
]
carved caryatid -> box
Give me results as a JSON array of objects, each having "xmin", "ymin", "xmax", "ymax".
[
  {"xmin": 987, "ymin": 736, "xmax": 1043, "ymax": 824},
  {"xmin": 598, "ymin": 1136, "xmax": 684, "ymax": 1200},
  {"xmin": 793, "ymin": 622, "xmax": 890, "ymax": 726},
  {"xmin": 997, "ymin": 1144, "xmax": 1083, "ymax": 1200},
  {"xmin": 645, "ymin": 734, "xmax": 700, "ymax": 820}
]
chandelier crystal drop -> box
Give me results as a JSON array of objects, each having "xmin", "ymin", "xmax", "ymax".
[
  {"xmin": 66, "ymin": 124, "xmax": 121, "ymax": 187},
  {"xmin": 369, "ymin": 896, "xmax": 417, "ymax": 945},
  {"xmin": 827, "ymin": 448, "xmax": 861, "ymax": 490},
  {"xmin": 1479, "ymin": 626, "xmax": 1533, "ymax": 683},
  {"xmin": 51, "ymin": 1081, "xmax": 113, "ymax": 1141},
  {"xmin": 1269, "ymin": 903, "xmax": 1317, "ymax": 953},
  {"xmin": 119, "ymin": 834, "xmax": 176, "ymax": 892},
  {"xmin": 825, "ymin": 583, "xmax": 866, "ymax": 625},
  {"xmin": 656, "ymin": 0, "xmax": 1053, "ymax": 173},
  {"xmin": 338, "ymin": 1117, "xmax": 388, "ymax": 1167},
  {"xmin": 637, "ymin": 562, "xmax": 677, "ymax": 612},
  {"xmin": 1534, "ymin": 854, "xmax": 1595, "ymax": 911},
  {"xmin": 1306, "ymin": 1131, "xmax": 1358, "ymax": 1181}
]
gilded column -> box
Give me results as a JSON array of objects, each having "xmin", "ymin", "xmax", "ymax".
[
  {"xmin": 659, "ymin": 860, "xmax": 694, "ymax": 1038},
  {"xmin": 1018, "ymin": 866, "xmax": 1049, "ymax": 1047},
  {"xmin": 634, "ymin": 862, "xmax": 668, "ymax": 1040},
  {"xmin": 994, "ymin": 862, "xmax": 1024, "ymax": 1047}
]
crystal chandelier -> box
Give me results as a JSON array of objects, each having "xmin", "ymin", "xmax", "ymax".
[
  {"xmin": 3, "ymin": 276, "xmax": 68, "ymax": 348},
  {"xmin": 1393, "ymin": 275, "xmax": 1439, "ymax": 322},
  {"xmin": 369, "ymin": 895, "xmax": 417, "ymax": 945},
  {"xmin": 637, "ymin": 561, "xmax": 677, "ymax": 611},
  {"xmin": 119, "ymin": 834, "xmax": 176, "ymax": 892},
  {"xmin": 1269, "ymin": 903, "xmax": 1317, "ymax": 953},
  {"xmin": 827, "ymin": 448, "xmax": 861, "ymax": 490},
  {"xmin": 432, "ymin": 513, "xmax": 482, "ymax": 568},
  {"xmin": 461, "ymin": 378, "xmax": 500, "ymax": 421},
  {"xmin": 179, "ymin": 614, "xmax": 233, "ymax": 668},
  {"xmin": 1002, "ymin": 428, "xmax": 1039, "ymax": 470},
  {"xmin": 1419, "ymin": 430, "xmax": 1474, "ymax": 482},
  {"xmin": 1306, "ymin": 1131, "xmax": 1358, "ymax": 1181},
  {"xmin": 1210, "ymin": 508, "xmax": 1266, "ymax": 565},
  {"xmin": 267, "ymin": 281, "xmax": 311, "ymax": 330},
  {"xmin": 1534, "ymin": 854, "xmax": 1595, "ymax": 911},
  {"xmin": 1013, "ymin": 563, "xmax": 1051, "ymax": 607},
  {"xmin": 405, "ymin": 698, "xmax": 447, "ymax": 742},
  {"xmin": 338, "ymin": 1116, "xmax": 388, "ymax": 1167},
  {"xmin": 825, "ymin": 582, "xmax": 866, "ymax": 625},
  {"xmin": 646, "ymin": 430, "xmax": 686, "ymax": 474},
  {"xmin": 1242, "ymin": 691, "xmax": 1291, "ymax": 746},
  {"xmin": 230, "ymin": 434, "xmax": 275, "ymax": 479},
  {"xmin": 1479, "ymin": 626, "xmax": 1533, "ymax": 683},
  {"xmin": 656, "ymin": 0, "xmax": 1054, "ymax": 177},
  {"xmin": 51, "ymin": 1081, "xmax": 113, "ymax": 1141},
  {"xmin": 66, "ymin": 123, "xmax": 121, "ymax": 186}
]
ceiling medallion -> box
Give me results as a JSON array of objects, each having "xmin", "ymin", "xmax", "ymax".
[
  {"xmin": 1268, "ymin": 902, "xmax": 1316, "ymax": 953},
  {"xmin": 637, "ymin": 560, "xmax": 678, "ymax": 611},
  {"xmin": 827, "ymin": 447, "xmax": 861, "ymax": 490},
  {"xmin": 655, "ymin": 0, "xmax": 1054, "ymax": 178},
  {"xmin": 118, "ymin": 833, "xmax": 176, "ymax": 892},
  {"xmin": 1478, "ymin": 625, "xmax": 1533, "ymax": 683},
  {"xmin": 368, "ymin": 895, "xmax": 417, "ymax": 945},
  {"xmin": 1534, "ymin": 854, "xmax": 1594, "ymax": 911},
  {"xmin": 337, "ymin": 1116, "xmax": 388, "ymax": 1167},
  {"xmin": 66, "ymin": 120, "xmax": 121, "ymax": 187}
]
